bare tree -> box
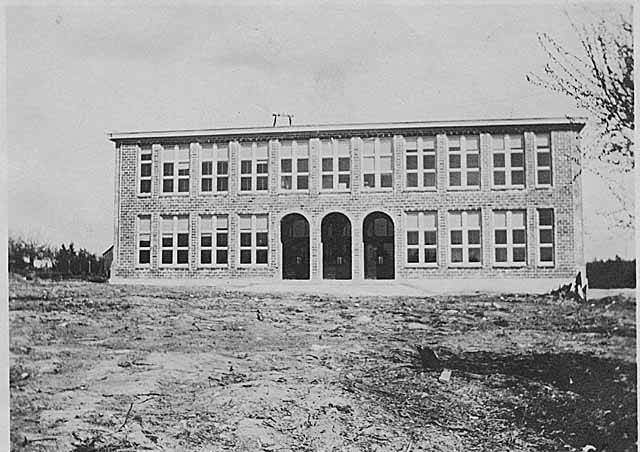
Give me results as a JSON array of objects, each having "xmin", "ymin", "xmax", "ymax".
[{"xmin": 527, "ymin": 9, "xmax": 633, "ymax": 171}]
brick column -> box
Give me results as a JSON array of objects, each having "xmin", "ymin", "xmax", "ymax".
[
  {"xmin": 152, "ymin": 144, "xmax": 161, "ymax": 199},
  {"xmin": 481, "ymin": 206, "xmax": 492, "ymax": 268},
  {"xmin": 113, "ymin": 144, "xmax": 122, "ymax": 271},
  {"xmin": 436, "ymin": 134, "xmax": 447, "ymax": 193},
  {"xmin": 269, "ymin": 139, "xmax": 278, "ymax": 194},
  {"xmin": 527, "ymin": 206, "xmax": 537, "ymax": 270},
  {"xmin": 438, "ymin": 208, "xmax": 448, "ymax": 268},
  {"xmin": 190, "ymin": 142, "xmax": 199, "ymax": 197},
  {"xmin": 524, "ymin": 132, "xmax": 536, "ymax": 189},
  {"xmin": 393, "ymin": 135, "xmax": 404, "ymax": 194},
  {"xmin": 309, "ymin": 138, "xmax": 321, "ymax": 196},
  {"xmin": 480, "ymin": 133, "xmax": 492, "ymax": 192},
  {"xmin": 229, "ymin": 141, "xmax": 239, "ymax": 196},
  {"xmin": 151, "ymin": 212, "xmax": 159, "ymax": 271},
  {"xmin": 351, "ymin": 137, "xmax": 361, "ymax": 195},
  {"xmin": 228, "ymin": 211, "xmax": 238, "ymax": 271},
  {"xmin": 310, "ymin": 214, "xmax": 321, "ymax": 280}
]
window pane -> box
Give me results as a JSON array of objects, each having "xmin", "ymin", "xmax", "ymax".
[
  {"xmin": 139, "ymin": 239, "xmax": 150, "ymax": 248},
  {"xmin": 512, "ymin": 171, "xmax": 524, "ymax": 186},
  {"xmin": 240, "ymin": 232, "xmax": 251, "ymax": 247},
  {"xmin": 379, "ymin": 155, "xmax": 391, "ymax": 171},
  {"xmin": 493, "ymin": 153, "xmax": 505, "ymax": 168},
  {"xmin": 363, "ymin": 174, "xmax": 375, "ymax": 188},
  {"xmin": 297, "ymin": 175, "xmax": 309, "ymax": 189},
  {"xmin": 217, "ymin": 177, "xmax": 228, "ymax": 191},
  {"xmin": 494, "ymin": 171, "xmax": 506, "ymax": 185},
  {"xmin": 536, "ymin": 133, "xmax": 550, "ymax": 147},
  {"xmin": 451, "ymin": 230, "xmax": 463, "ymax": 245},
  {"xmin": 513, "ymin": 247, "xmax": 526, "ymax": 262},
  {"xmin": 406, "ymin": 213, "xmax": 418, "ymax": 229},
  {"xmin": 451, "ymin": 248, "xmax": 463, "ymax": 263},
  {"xmin": 467, "ymin": 212, "xmax": 481, "ymax": 228},
  {"xmin": 281, "ymin": 158, "xmax": 292, "ymax": 173},
  {"xmin": 406, "ymin": 155, "xmax": 418, "ymax": 170},
  {"xmin": 256, "ymin": 232, "xmax": 268, "ymax": 247},
  {"xmin": 141, "ymin": 163, "xmax": 152, "ymax": 177},
  {"xmin": 465, "ymin": 136, "xmax": 479, "ymax": 150},
  {"xmin": 281, "ymin": 176, "xmax": 292, "ymax": 190},
  {"xmin": 241, "ymin": 160, "xmax": 252, "ymax": 174},
  {"xmin": 217, "ymin": 161, "xmax": 228, "ymax": 175},
  {"xmin": 256, "ymin": 162, "xmax": 268, "ymax": 174},
  {"xmin": 540, "ymin": 229, "xmax": 554, "ymax": 244},
  {"xmin": 494, "ymin": 211, "xmax": 507, "ymax": 228},
  {"xmin": 163, "ymin": 163, "xmax": 174, "ymax": 176},
  {"xmin": 163, "ymin": 179, "xmax": 174, "ymax": 193},
  {"xmin": 255, "ymin": 215, "xmax": 268, "ymax": 229},
  {"xmin": 217, "ymin": 233, "xmax": 228, "ymax": 247},
  {"xmin": 466, "ymin": 153, "xmax": 479, "ymax": 168},
  {"xmin": 140, "ymin": 180, "xmax": 151, "ymax": 193},
  {"xmin": 449, "ymin": 154, "xmax": 461, "ymax": 168},
  {"xmin": 322, "ymin": 158, "xmax": 333, "ymax": 172},
  {"xmin": 468, "ymin": 248, "xmax": 481, "ymax": 263},
  {"xmin": 177, "ymin": 233, "xmax": 189, "ymax": 247},
  {"xmin": 162, "ymin": 236, "xmax": 173, "ymax": 247},
  {"xmin": 201, "ymin": 250, "xmax": 211, "ymax": 264},
  {"xmin": 538, "ymin": 170, "xmax": 551, "ymax": 185},
  {"xmin": 240, "ymin": 249, "xmax": 252, "ymax": 264},
  {"xmin": 297, "ymin": 158, "xmax": 309, "ymax": 172},
  {"xmin": 512, "ymin": 211, "xmax": 525, "ymax": 228},
  {"xmin": 139, "ymin": 250, "xmax": 150, "ymax": 264},
  {"xmin": 424, "ymin": 213, "xmax": 437, "ymax": 229},
  {"xmin": 162, "ymin": 250, "xmax": 173, "ymax": 264},
  {"xmin": 540, "ymin": 247, "xmax": 553, "ymax": 262},
  {"xmin": 495, "ymin": 230, "xmax": 507, "ymax": 244},
  {"xmin": 178, "ymin": 179, "xmax": 189, "ymax": 192},
  {"xmin": 338, "ymin": 174, "xmax": 350, "ymax": 188},
  {"xmin": 322, "ymin": 175, "xmax": 333, "ymax": 189},
  {"xmin": 363, "ymin": 157, "xmax": 375, "ymax": 172},
  {"xmin": 256, "ymin": 177, "xmax": 268, "ymax": 190},
  {"xmin": 381, "ymin": 173, "xmax": 392, "ymax": 188},
  {"xmin": 256, "ymin": 249, "xmax": 268, "ymax": 264},
  {"xmin": 424, "ymin": 230, "xmax": 437, "ymax": 246},
  {"xmin": 201, "ymin": 161, "xmax": 212, "ymax": 175},
  {"xmin": 407, "ymin": 231, "xmax": 419, "ymax": 246},
  {"xmin": 537, "ymin": 152, "xmax": 551, "ymax": 167},
  {"xmin": 509, "ymin": 135, "xmax": 524, "ymax": 149},
  {"xmin": 468, "ymin": 230, "xmax": 480, "ymax": 245},
  {"xmin": 449, "ymin": 172, "xmax": 461, "ymax": 186},
  {"xmin": 338, "ymin": 157, "xmax": 350, "ymax": 171},
  {"xmin": 216, "ymin": 250, "xmax": 228, "ymax": 264},
  {"xmin": 467, "ymin": 171, "xmax": 480, "ymax": 186},
  {"xmin": 425, "ymin": 248, "xmax": 437, "ymax": 263},
  {"xmin": 539, "ymin": 209, "xmax": 554, "ymax": 226},
  {"xmin": 423, "ymin": 173, "xmax": 436, "ymax": 188},
  {"xmin": 407, "ymin": 248, "xmax": 419, "ymax": 263},
  {"xmin": 201, "ymin": 235, "xmax": 212, "ymax": 247},
  {"xmin": 492, "ymin": 135, "xmax": 504, "ymax": 150},
  {"xmin": 201, "ymin": 178, "xmax": 212, "ymax": 192},
  {"xmin": 495, "ymin": 248, "xmax": 507, "ymax": 262},
  {"xmin": 423, "ymin": 154, "xmax": 436, "ymax": 170},
  {"xmin": 449, "ymin": 212, "xmax": 462, "ymax": 228},
  {"xmin": 511, "ymin": 152, "xmax": 524, "ymax": 168},
  {"xmin": 407, "ymin": 173, "xmax": 418, "ymax": 187}
]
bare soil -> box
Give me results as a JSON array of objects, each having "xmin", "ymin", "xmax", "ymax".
[{"xmin": 8, "ymin": 276, "xmax": 637, "ymax": 451}]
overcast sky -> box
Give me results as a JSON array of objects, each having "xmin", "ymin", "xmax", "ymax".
[{"xmin": 7, "ymin": 2, "xmax": 634, "ymax": 259}]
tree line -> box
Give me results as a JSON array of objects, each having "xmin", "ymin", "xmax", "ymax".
[
  {"xmin": 586, "ymin": 256, "xmax": 636, "ymax": 289},
  {"xmin": 8, "ymin": 236, "xmax": 109, "ymax": 280}
]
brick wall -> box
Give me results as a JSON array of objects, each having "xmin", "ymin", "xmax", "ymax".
[{"xmin": 112, "ymin": 128, "xmax": 583, "ymax": 281}]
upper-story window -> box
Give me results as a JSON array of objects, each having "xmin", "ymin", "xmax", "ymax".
[
  {"xmin": 138, "ymin": 145, "xmax": 152, "ymax": 195},
  {"xmin": 162, "ymin": 144, "xmax": 190, "ymax": 194},
  {"xmin": 280, "ymin": 140, "xmax": 309, "ymax": 191},
  {"xmin": 362, "ymin": 138, "xmax": 393, "ymax": 189},
  {"xmin": 492, "ymin": 134, "xmax": 525, "ymax": 188},
  {"xmin": 493, "ymin": 210, "xmax": 527, "ymax": 266},
  {"xmin": 137, "ymin": 215, "xmax": 151, "ymax": 266},
  {"xmin": 200, "ymin": 143, "xmax": 229, "ymax": 193},
  {"xmin": 240, "ymin": 142, "xmax": 269, "ymax": 192},
  {"xmin": 160, "ymin": 215, "xmax": 189, "ymax": 266},
  {"xmin": 321, "ymin": 139, "xmax": 351, "ymax": 191},
  {"xmin": 199, "ymin": 214, "xmax": 228, "ymax": 266},
  {"xmin": 448, "ymin": 135, "xmax": 480, "ymax": 188},
  {"xmin": 406, "ymin": 211, "xmax": 438, "ymax": 265},
  {"xmin": 449, "ymin": 210, "xmax": 482, "ymax": 265},
  {"xmin": 535, "ymin": 133, "xmax": 552, "ymax": 186},
  {"xmin": 405, "ymin": 136, "xmax": 436, "ymax": 190}
]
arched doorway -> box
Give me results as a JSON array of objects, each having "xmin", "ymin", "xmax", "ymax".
[
  {"xmin": 363, "ymin": 212, "xmax": 395, "ymax": 279},
  {"xmin": 281, "ymin": 213, "xmax": 310, "ymax": 280},
  {"xmin": 321, "ymin": 213, "xmax": 352, "ymax": 279}
]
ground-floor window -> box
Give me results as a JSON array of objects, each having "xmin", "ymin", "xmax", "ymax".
[
  {"xmin": 538, "ymin": 208, "xmax": 555, "ymax": 266},
  {"xmin": 449, "ymin": 210, "xmax": 481, "ymax": 265},
  {"xmin": 199, "ymin": 215, "xmax": 228, "ymax": 266},
  {"xmin": 494, "ymin": 210, "xmax": 526, "ymax": 266},
  {"xmin": 161, "ymin": 215, "xmax": 189, "ymax": 266},
  {"xmin": 406, "ymin": 211, "xmax": 437, "ymax": 265},
  {"xmin": 239, "ymin": 214, "xmax": 269, "ymax": 265},
  {"xmin": 137, "ymin": 215, "xmax": 151, "ymax": 265}
]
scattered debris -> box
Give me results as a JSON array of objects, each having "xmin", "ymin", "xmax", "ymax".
[{"xmin": 438, "ymin": 369, "xmax": 452, "ymax": 383}]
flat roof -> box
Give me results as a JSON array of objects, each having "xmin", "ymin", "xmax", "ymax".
[{"xmin": 108, "ymin": 116, "xmax": 587, "ymax": 142}]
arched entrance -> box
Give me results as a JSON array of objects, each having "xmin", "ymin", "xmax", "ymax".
[
  {"xmin": 281, "ymin": 213, "xmax": 310, "ymax": 280},
  {"xmin": 363, "ymin": 212, "xmax": 395, "ymax": 279},
  {"xmin": 321, "ymin": 213, "xmax": 352, "ymax": 279}
]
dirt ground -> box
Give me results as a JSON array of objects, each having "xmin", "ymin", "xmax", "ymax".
[{"xmin": 8, "ymin": 275, "xmax": 637, "ymax": 451}]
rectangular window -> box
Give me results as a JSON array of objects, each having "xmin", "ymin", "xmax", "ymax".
[
  {"xmin": 138, "ymin": 146, "xmax": 152, "ymax": 195},
  {"xmin": 406, "ymin": 211, "xmax": 438, "ymax": 265},
  {"xmin": 162, "ymin": 144, "xmax": 190, "ymax": 194},
  {"xmin": 405, "ymin": 137, "xmax": 436, "ymax": 189},
  {"xmin": 492, "ymin": 134, "xmax": 525, "ymax": 188},
  {"xmin": 137, "ymin": 215, "xmax": 151, "ymax": 265},
  {"xmin": 493, "ymin": 210, "xmax": 527, "ymax": 266},
  {"xmin": 535, "ymin": 133, "xmax": 552, "ymax": 186},
  {"xmin": 362, "ymin": 138, "xmax": 393, "ymax": 189},
  {"xmin": 447, "ymin": 135, "xmax": 480, "ymax": 188},
  {"xmin": 199, "ymin": 215, "xmax": 228, "ymax": 266},
  {"xmin": 160, "ymin": 215, "xmax": 189, "ymax": 266},
  {"xmin": 239, "ymin": 142, "xmax": 269, "ymax": 192},
  {"xmin": 321, "ymin": 139, "xmax": 351, "ymax": 191},
  {"xmin": 280, "ymin": 140, "xmax": 309, "ymax": 191},
  {"xmin": 449, "ymin": 211, "xmax": 482, "ymax": 265},
  {"xmin": 200, "ymin": 143, "xmax": 229, "ymax": 193},
  {"xmin": 538, "ymin": 208, "xmax": 555, "ymax": 266},
  {"xmin": 238, "ymin": 214, "xmax": 269, "ymax": 265}
]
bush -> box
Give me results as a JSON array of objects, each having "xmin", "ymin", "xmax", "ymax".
[{"xmin": 587, "ymin": 257, "xmax": 636, "ymax": 289}]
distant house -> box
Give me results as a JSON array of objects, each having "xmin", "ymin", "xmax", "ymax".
[
  {"xmin": 33, "ymin": 257, "xmax": 53, "ymax": 269},
  {"xmin": 108, "ymin": 117, "xmax": 586, "ymax": 288},
  {"xmin": 103, "ymin": 245, "xmax": 113, "ymax": 278}
]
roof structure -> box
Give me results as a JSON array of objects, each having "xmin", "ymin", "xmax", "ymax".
[{"xmin": 108, "ymin": 116, "xmax": 587, "ymax": 143}]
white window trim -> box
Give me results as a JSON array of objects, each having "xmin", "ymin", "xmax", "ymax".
[
  {"xmin": 199, "ymin": 142, "xmax": 229, "ymax": 195},
  {"xmin": 239, "ymin": 142, "xmax": 269, "ymax": 194},
  {"xmin": 447, "ymin": 135, "xmax": 480, "ymax": 190},
  {"xmin": 161, "ymin": 144, "xmax": 190, "ymax": 196},
  {"xmin": 136, "ymin": 214, "xmax": 152, "ymax": 268},
  {"xmin": 198, "ymin": 214, "xmax": 229, "ymax": 268},
  {"xmin": 535, "ymin": 133, "xmax": 553, "ymax": 187},
  {"xmin": 159, "ymin": 215, "xmax": 190, "ymax": 268},
  {"xmin": 361, "ymin": 137, "xmax": 393, "ymax": 191},
  {"xmin": 137, "ymin": 145, "xmax": 153, "ymax": 197},
  {"xmin": 448, "ymin": 210, "xmax": 482, "ymax": 267},
  {"xmin": 279, "ymin": 140, "xmax": 310, "ymax": 193},
  {"xmin": 404, "ymin": 137, "xmax": 437, "ymax": 191},
  {"xmin": 320, "ymin": 138, "xmax": 351, "ymax": 193},
  {"xmin": 492, "ymin": 210, "xmax": 527, "ymax": 267},
  {"xmin": 491, "ymin": 134, "xmax": 525, "ymax": 189},
  {"xmin": 238, "ymin": 214, "xmax": 269, "ymax": 266},
  {"xmin": 537, "ymin": 208, "xmax": 555, "ymax": 267},
  {"xmin": 405, "ymin": 211, "xmax": 438, "ymax": 267}
]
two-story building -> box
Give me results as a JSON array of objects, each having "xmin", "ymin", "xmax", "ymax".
[{"xmin": 108, "ymin": 117, "xmax": 586, "ymax": 288}]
